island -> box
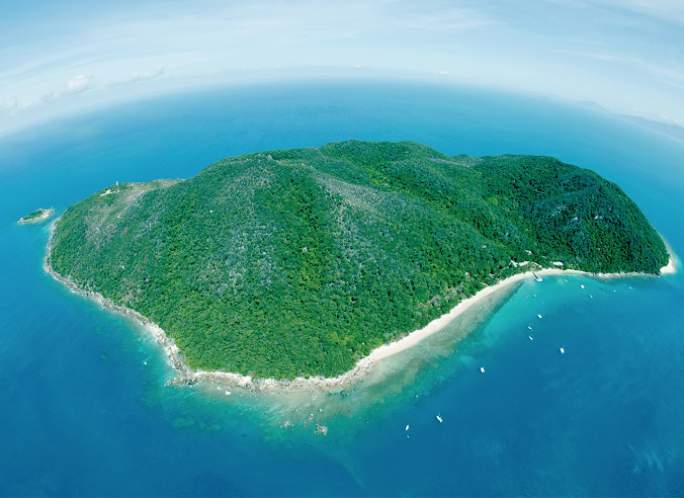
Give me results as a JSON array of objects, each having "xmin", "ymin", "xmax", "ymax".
[
  {"xmin": 46, "ymin": 141, "xmax": 670, "ymax": 382},
  {"xmin": 18, "ymin": 208, "xmax": 54, "ymax": 225}
]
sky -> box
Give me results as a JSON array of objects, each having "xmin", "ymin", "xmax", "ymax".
[{"xmin": 1, "ymin": 0, "xmax": 683, "ymax": 136}]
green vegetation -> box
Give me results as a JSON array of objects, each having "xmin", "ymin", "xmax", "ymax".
[
  {"xmin": 18, "ymin": 207, "xmax": 54, "ymax": 224},
  {"xmin": 48, "ymin": 141, "xmax": 669, "ymax": 378}
]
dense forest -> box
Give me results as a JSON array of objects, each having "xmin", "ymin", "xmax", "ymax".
[{"xmin": 49, "ymin": 141, "xmax": 669, "ymax": 378}]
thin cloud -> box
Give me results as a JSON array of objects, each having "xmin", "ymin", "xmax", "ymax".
[
  {"xmin": 385, "ymin": 4, "xmax": 497, "ymax": 32},
  {"xmin": 66, "ymin": 74, "xmax": 94, "ymax": 94},
  {"xmin": 1, "ymin": 0, "xmax": 683, "ymax": 134},
  {"xmin": 562, "ymin": 49, "xmax": 684, "ymax": 89},
  {"xmin": 107, "ymin": 66, "xmax": 166, "ymax": 87},
  {"xmin": 594, "ymin": 0, "xmax": 684, "ymax": 26}
]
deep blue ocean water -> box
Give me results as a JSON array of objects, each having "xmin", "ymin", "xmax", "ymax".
[{"xmin": 1, "ymin": 81, "xmax": 684, "ymax": 497}]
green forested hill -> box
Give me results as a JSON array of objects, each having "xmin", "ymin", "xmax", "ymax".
[{"xmin": 48, "ymin": 141, "xmax": 669, "ymax": 378}]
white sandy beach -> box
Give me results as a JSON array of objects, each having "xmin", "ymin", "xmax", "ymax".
[
  {"xmin": 44, "ymin": 216, "xmax": 678, "ymax": 392},
  {"xmin": 352, "ymin": 256, "xmax": 678, "ymax": 368},
  {"xmin": 660, "ymin": 254, "xmax": 677, "ymax": 275}
]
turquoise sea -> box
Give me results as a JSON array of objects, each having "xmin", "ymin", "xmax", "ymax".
[{"xmin": 2, "ymin": 82, "xmax": 684, "ymax": 497}]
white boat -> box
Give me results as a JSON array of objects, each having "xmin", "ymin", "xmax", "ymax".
[
  {"xmin": 528, "ymin": 336, "xmax": 534, "ymax": 341},
  {"xmin": 405, "ymin": 424, "xmax": 410, "ymax": 432},
  {"xmin": 436, "ymin": 415, "xmax": 444, "ymax": 423},
  {"xmin": 527, "ymin": 325, "xmax": 533, "ymax": 331},
  {"xmin": 559, "ymin": 347, "xmax": 566, "ymax": 355},
  {"xmin": 537, "ymin": 314, "xmax": 543, "ymax": 319},
  {"xmin": 479, "ymin": 367, "xmax": 486, "ymax": 374}
]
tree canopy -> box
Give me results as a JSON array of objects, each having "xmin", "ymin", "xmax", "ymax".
[{"xmin": 49, "ymin": 141, "xmax": 668, "ymax": 378}]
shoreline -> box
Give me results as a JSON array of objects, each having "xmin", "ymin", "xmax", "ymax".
[{"xmin": 44, "ymin": 219, "xmax": 678, "ymax": 392}]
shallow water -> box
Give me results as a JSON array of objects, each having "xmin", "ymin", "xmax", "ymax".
[{"xmin": 1, "ymin": 81, "xmax": 684, "ymax": 497}]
